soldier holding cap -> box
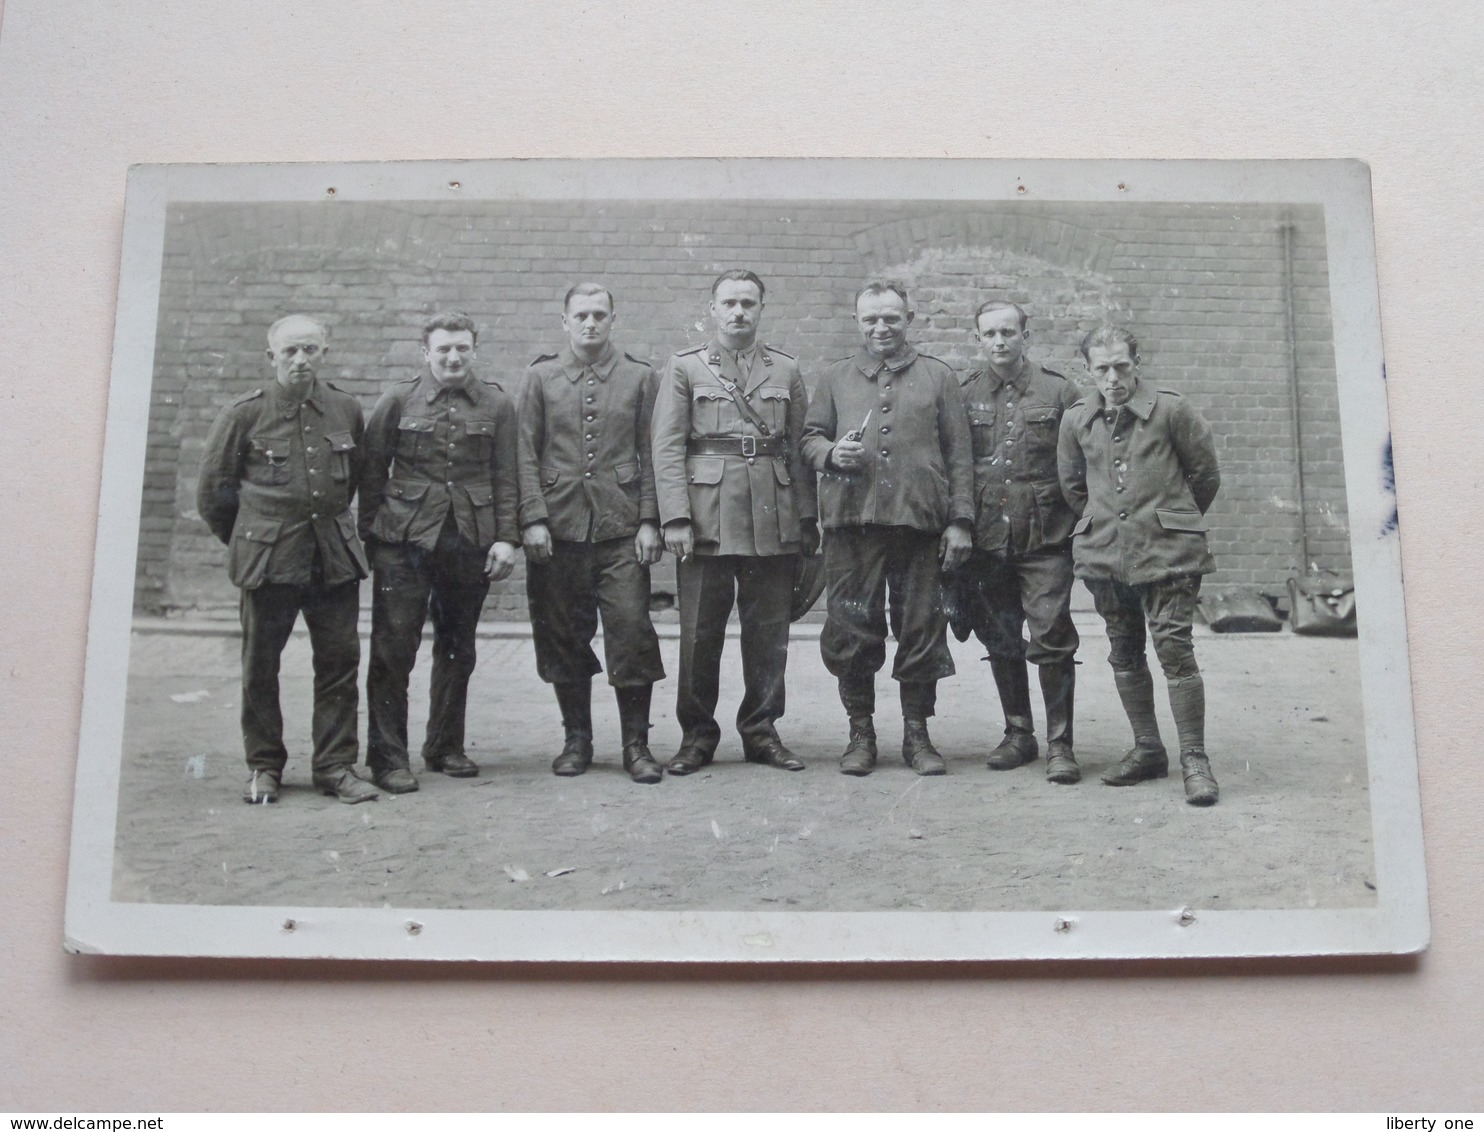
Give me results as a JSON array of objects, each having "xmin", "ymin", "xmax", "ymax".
[{"xmin": 801, "ymin": 281, "xmax": 974, "ymax": 777}]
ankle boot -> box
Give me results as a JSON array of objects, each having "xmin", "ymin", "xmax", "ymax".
[
  {"xmin": 1168, "ymin": 674, "xmax": 1216, "ymax": 805},
  {"xmin": 552, "ymin": 680, "xmax": 594, "ymax": 776},
  {"xmin": 616, "ymin": 684, "xmax": 662, "ymax": 784},
  {"xmin": 840, "ymin": 715, "xmax": 877, "ymax": 776},
  {"xmin": 1103, "ymin": 666, "xmax": 1167, "ymax": 785},
  {"xmin": 899, "ymin": 683, "xmax": 946, "ymax": 775},
  {"xmin": 1039, "ymin": 660, "xmax": 1080, "ymax": 784},
  {"xmin": 986, "ymin": 656, "xmax": 1038, "ymax": 769}
]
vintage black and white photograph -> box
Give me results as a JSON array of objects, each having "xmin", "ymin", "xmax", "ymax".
[{"xmin": 63, "ymin": 158, "xmax": 1425, "ymax": 961}]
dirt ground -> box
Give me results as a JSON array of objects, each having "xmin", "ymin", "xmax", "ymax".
[{"xmin": 109, "ymin": 616, "xmax": 1374, "ymax": 914}]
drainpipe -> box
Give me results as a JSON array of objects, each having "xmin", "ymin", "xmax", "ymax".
[{"xmin": 1281, "ymin": 219, "xmax": 1311, "ymax": 571}]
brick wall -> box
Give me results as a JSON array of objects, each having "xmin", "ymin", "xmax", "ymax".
[{"xmin": 136, "ymin": 198, "xmax": 1345, "ymax": 616}]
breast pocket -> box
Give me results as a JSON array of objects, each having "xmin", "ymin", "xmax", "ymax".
[
  {"xmin": 1021, "ymin": 406, "xmax": 1061, "ymax": 460},
  {"xmin": 397, "ymin": 415, "xmax": 435, "ymax": 461},
  {"xmin": 324, "ymin": 431, "xmax": 356, "ymax": 482},
  {"xmin": 691, "ymin": 386, "xmax": 733, "ymax": 435},
  {"xmin": 465, "ymin": 418, "xmax": 497, "ymax": 459},
  {"xmin": 247, "ymin": 437, "xmax": 293, "ymax": 487},
  {"xmin": 756, "ymin": 386, "xmax": 791, "ymax": 434},
  {"xmin": 967, "ymin": 406, "xmax": 998, "ymax": 457}
]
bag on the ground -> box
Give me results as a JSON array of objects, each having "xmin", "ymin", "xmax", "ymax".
[
  {"xmin": 1286, "ymin": 575, "xmax": 1358, "ymax": 637},
  {"xmin": 1198, "ymin": 589, "xmax": 1284, "ymax": 632}
]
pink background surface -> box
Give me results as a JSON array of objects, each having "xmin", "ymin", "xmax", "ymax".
[{"xmin": 2, "ymin": 0, "xmax": 1480, "ymax": 1111}]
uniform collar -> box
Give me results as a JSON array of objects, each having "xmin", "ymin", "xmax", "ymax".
[
  {"xmin": 561, "ymin": 341, "xmax": 619, "ymax": 383},
  {"xmin": 271, "ymin": 376, "xmax": 325, "ymax": 416},
  {"xmin": 853, "ymin": 343, "xmax": 918, "ymax": 378},
  {"xmin": 419, "ymin": 369, "xmax": 478, "ymax": 404},
  {"xmin": 1092, "ymin": 379, "xmax": 1157, "ymax": 421},
  {"xmin": 707, "ymin": 338, "xmax": 759, "ymax": 366},
  {"xmin": 981, "ymin": 358, "xmax": 1033, "ymax": 395}
]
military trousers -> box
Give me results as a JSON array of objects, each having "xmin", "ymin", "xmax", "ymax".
[
  {"xmin": 675, "ymin": 553, "xmax": 795, "ymax": 752},
  {"xmin": 1085, "ymin": 574, "xmax": 1202, "ymax": 679},
  {"xmin": 970, "ymin": 546, "xmax": 1079, "ymax": 665},
  {"xmin": 366, "ymin": 519, "xmax": 490, "ymax": 774},
  {"xmin": 526, "ymin": 536, "xmax": 665, "ymax": 687},
  {"xmin": 239, "ymin": 579, "xmax": 361, "ymax": 775},
  {"xmin": 820, "ymin": 524, "xmax": 956, "ymax": 686}
]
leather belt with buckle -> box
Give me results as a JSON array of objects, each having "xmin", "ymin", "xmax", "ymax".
[{"xmin": 687, "ymin": 436, "xmax": 787, "ymax": 457}]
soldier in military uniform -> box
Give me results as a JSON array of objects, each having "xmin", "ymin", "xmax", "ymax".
[
  {"xmin": 801, "ymin": 281, "xmax": 974, "ymax": 776},
  {"xmin": 197, "ymin": 314, "xmax": 379, "ymax": 804},
  {"xmin": 651, "ymin": 269, "xmax": 819, "ymax": 774},
  {"xmin": 950, "ymin": 301, "xmax": 1083, "ymax": 784},
  {"xmin": 518, "ymin": 283, "xmax": 666, "ymax": 784},
  {"xmin": 359, "ymin": 310, "xmax": 519, "ymax": 793},
  {"xmin": 1057, "ymin": 324, "xmax": 1222, "ymax": 805}
]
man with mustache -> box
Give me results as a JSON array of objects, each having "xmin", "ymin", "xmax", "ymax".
[
  {"xmin": 950, "ymin": 301, "xmax": 1083, "ymax": 784},
  {"xmin": 518, "ymin": 283, "xmax": 666, "ymax": 784},
  {"xmin": 801, "ymin": 281, "xmax": 975, "ymax": 776},
  {"xmin": 651, "ymin": 269, "xmax": 819, "ymax": 774},
  {"xmin": 1057, "ymin": 324, "xmax": 1222, "ymax": 805},
  {"xmin": 359, "ymin": 310, "xmax": 519, "ymax": 793},
  {"xmin": 197, "ymin": 314, "xmax": 378, "ymax": 804}
]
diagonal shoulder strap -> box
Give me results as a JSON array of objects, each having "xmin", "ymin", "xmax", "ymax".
[{"xmin": 707, "ymin": 353, "xmax": 772, "ymax": 437}]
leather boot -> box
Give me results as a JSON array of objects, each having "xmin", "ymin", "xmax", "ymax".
[
  {"xmin": 1039, "ymin": 660, "xmax": 1080, "ymax": 784},
  {"xmin": 986, "ymin": 656, "xmax": 1038, "ymax": 769},
  {"xmin": 839, "ymin": 715, "xmax": 877, "ymax": 776},
  {"xmin": 1168, "ymin": 674, "xmax": 1216, "ymax": 805},
  {"xmin": 900, "ymin": 682, "xmax": 946, "ymax": 776},
  {"xmin": 551, "ymin": 680, "xmax": 594, "ymax": 777},
  {"xmin": 1102, "ymin": 666, "xmax": 1168, "ymax": 785},
  {"xmin": 1180, "ymin": 751, "xmax": 1220, "ymax": 806},
  {"xmin": 617, "ymin": 684, "xmax": 662, "ymax": 785}
]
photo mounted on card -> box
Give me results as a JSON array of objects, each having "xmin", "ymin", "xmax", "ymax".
[{"xmin": 65, "ymin": 159, "xmax": 1426, "ymax": 961}]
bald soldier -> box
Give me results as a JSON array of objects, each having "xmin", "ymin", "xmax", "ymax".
[{"xmin": 197, "ymin": 314, "xmax": 379, "ymax": 805}]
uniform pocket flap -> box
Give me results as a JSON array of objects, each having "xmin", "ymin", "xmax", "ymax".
[
  {"xmin": 397, "ymin": 416, "xmax": 435, "ymax": 432},
  {"xmin": 687, "ymin": 457, "xmax": 725, "ymax": 485},
  {"xmin": 1025, "ymin": 407, "xmax": 1060, "ymax": 424},
  {"xmin": 1156, "ymin": 508, "xmax": 1206, "ymax": 532},
  {"xmin": 466, "ymin": 485, "xmax": 494, "ymax": 506},
  {"xmin": 387, "ymin": 480, "xmax": 431, "ymax": 501},
  {"xmin": 691, "ymin": 386, "xmax": 731, "ymax": 402},
  {"xmin": 1072, "ymin": 514, "xmax": 1093, "ymax": 537},
  {"xmin": 324, "ymin": 430, "xmax": 356, "ymax": 452},
  {"xmin": 235, "ymin": 517, "xmax": 284, "ymax": 544},
  {"xmin": 615, "ymin": 461, "xmax": 640, "ymax": 485},
  {"xmin": 968, "ymin": 411, "xmax": 996, "ymax": 428},
  {"xmin": 465, "ymin": 419, "xmax": 497, "ymax": 437},
  {"xmin": 249, "ymin": 438, "xmax": 290, "ymax": 460},
  {"xmin": 757, "ymin": 387, "xmax": 791, "ymax": 402},
  {"xmin": 772, "ymin": 461, "xmax": 793, "ymax": 487},
  {"xmin": 540, "ymin": 466, "xmax": 562, "ymax": 487}
]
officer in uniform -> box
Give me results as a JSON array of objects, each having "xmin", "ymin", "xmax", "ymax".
[
  {"xmin": 519, "ymin": 283, "xmax": 666, "ymax": 784},
  {"xmin": 1057, "ymin": 324, "xmax": 1222, "ymax": 805},
  {"xmin": 801, "ymin": 281, "xmax": 974, "ymax": 776},
  {"xmin": 951, "ymin": 301, "xmax": 1083, "ymax": 784},
  {"xmin": 359, "ymin": 310, "xmax": 519, "ymax": 793},
  {"xmin": 651, "ymin": 269, "xmax": 819, "ymax": 774},
  {"xmin": 197, "ymin": 314, "xmax": 379, "ymax": 805}
]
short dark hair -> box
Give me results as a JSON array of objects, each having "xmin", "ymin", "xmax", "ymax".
[
  {"xmin": 711, "ymin": 269, "xmax": 766, "ymax": 300},
  {"xmin": 1078, "ymin": 324, "xmax": 1140, "ymax": 363},
  {"xmin": 422, "ymin": 309, "xmax": 478, "ymax": 346},
  {"xmin": 855, "ymin": 279, "xmax": 910, "ymax": 309},
  {"xmin": 564, "ymin": 282, "xmax": 615, "ymax": 313},
  {"xmin": 974, "ymin": 300, "xmax": 1028, "ymax": 332}
]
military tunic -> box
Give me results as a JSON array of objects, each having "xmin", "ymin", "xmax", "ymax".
[
  {"xmin": 1057, "ymin": 378, "xmax": 1221, "ymax": 678},
  {"xmin": 949, "ymin": 360, "xmax": 1080, "ymax": 666},
  {"xmin": 196, "ymin": 377, "xmax": 369, "ymax": 775},
  {"xmin": 801, "ymin": 346, "xmax": 973, "ymax": 696},
  {"xmin": 518, "ymin": 342, "xmax": 664, "ymax": 688},
  {"xmin": 650, "ymin": 340, "xmax": 816, "ymax": 753},
  {"xmin": 359, "ymin": 370, "xmax": 519, "ymax": 774}
]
